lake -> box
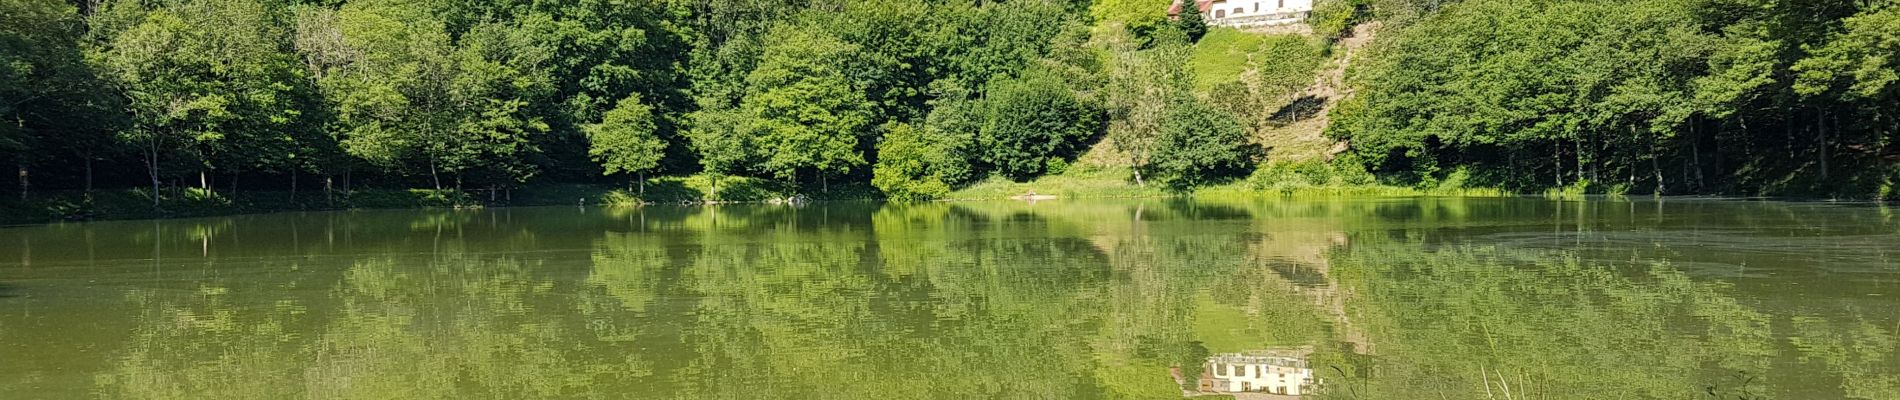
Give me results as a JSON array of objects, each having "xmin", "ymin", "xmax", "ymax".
[{"xmin": 0, "ymin": 198, "xmax": 1895, "ymax": 399}]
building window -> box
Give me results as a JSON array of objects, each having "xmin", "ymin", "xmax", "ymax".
[
  {"xmin": 1278, "ymin": 0, "xmax": 1284, "ymax": 8},
  {"xmin": 1234, "ymin": 7, "xmax": 1244, "ymax": 14},
  {"xmin": 1214, "ymin": 9, "xmax": 1225, "ymax": 18}
]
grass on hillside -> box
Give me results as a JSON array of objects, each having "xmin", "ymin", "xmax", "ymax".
[
  {"xmin": 1190, "ymin": 28, "xmax": 1270, "ymax": 91},
  {"xmin": 944, "ymin": 166, "xmax": 1172, "ymax": 200}
]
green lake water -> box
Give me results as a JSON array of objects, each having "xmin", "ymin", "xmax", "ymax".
[{"xmin": 0, "ymin": 198, "xmax": 1896, "ymax": 399}]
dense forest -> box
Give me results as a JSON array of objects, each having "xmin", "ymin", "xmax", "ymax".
[
  {"xmin": 0, "ymin": 0, "xmax": 1224, "ymax": 204},
  {"xmin": 2, "ymin": 0, "xmax": 1898, "ymax": 208},
  {"xmin": 1332, "ymin": 0, "xmax": 1900, "ymax": 197}
]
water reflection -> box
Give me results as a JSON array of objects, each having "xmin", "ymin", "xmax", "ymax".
[
  {"xmin": 1179, "ymin": 348, "xmax": 1319, "ymax": 397},
  {"xmin": 0, "ymin": 198, "xmax": 1893, "ymax": 399}
]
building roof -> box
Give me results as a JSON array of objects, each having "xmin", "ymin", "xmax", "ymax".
[{"xmin": 1166, "ymin": 0, "xmax": 1218, "ymax": 16}]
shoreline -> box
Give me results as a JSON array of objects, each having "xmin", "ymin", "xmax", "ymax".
[{"xmin": 4, "ymin": 181, "xmax": 1889, "ymax": 227}]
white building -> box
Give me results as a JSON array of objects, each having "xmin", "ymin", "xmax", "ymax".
[
  {"xmin": 1169, "ymin": 0, "xmax": 1315, "ymax": 28},
  {"xmin": 1199, "ymin": 351, "xmax": 1318, "ymax": 395}
]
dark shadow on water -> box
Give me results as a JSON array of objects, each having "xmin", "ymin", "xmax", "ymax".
[
  {"xmin": 0, "ymin": 282, "xmax": 18, "ymax": 298},
  {"xmin": 1159, "ymin": 199, "xmax": 1253, "ymax": 221}
]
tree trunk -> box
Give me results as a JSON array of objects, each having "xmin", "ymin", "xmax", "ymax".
[
  {"xmin": 1651, "ymin": 128, "xmax": 1664, "ymax": 195},
  {"xmin": 1573, "ymin": 134, "xmax": 1585, "ymax": 184},
  {"xmin": 1690, "ymin": 120, "xmax": 1704, "ymax": 191},
  {"xmin": 429, "ymin": 157, "xmax": 442, "ymax": 190},
  {"xmin": 1627, "ymin": 126, "xmax": 1637, "ymax": 187},
  {"xmin": 17, "ymin": 163, "xmax": 28, "ymax": 201},
  {"xmin": 1552, "ymin": 140, "xmax": 1562, "ymax": 187},
  {"xmin": 1817, "ymin": 107, "xmax": 1830, "ymax": 180},
  {"xmin": 147, "ymin": 144, "xmax": 161, "ymax": 208},
  {"xmin": 289, "ymin": 169, "xmax": 298, "ymax": 203},
  {"xmin": 1133, "ymin": 168, "xmax": 1145, "ymax": 187},
  {"xmin": 1786, "ymin": 112, "xmax": 1798, "ymax": 160},
  {"xmin": 84, "ymin": 158, "xmax": 94, "ymax": 193},
  {"xmin": 638, "ymin": 172, "xmax": 646, "ymax": 196}
]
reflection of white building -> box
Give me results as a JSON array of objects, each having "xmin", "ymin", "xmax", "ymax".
[
  {"xmin": 1199, "ymin": 351, "xmax": 1318, "ymax": 395},
  {"xmin": 1168, "ymin": 0, "xmax": 1315, "ymax": 28}
]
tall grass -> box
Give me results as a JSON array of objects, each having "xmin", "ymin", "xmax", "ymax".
[
  {"xmin": 1200, "ymin": 161, "xmax": 1509, "ymax": 199},
  {"xmin": 945, "ymin": 167, "xmax": 1170, "ymax": 200}
]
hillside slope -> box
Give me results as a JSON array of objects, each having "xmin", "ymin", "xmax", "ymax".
[
  {"xmin": 1250, "ymin": 21, "xmax": 1377, "ymax": 164},
  {"xmin": 1075, "ymin": 22, "xmax": 1372, "ymax": 171}
]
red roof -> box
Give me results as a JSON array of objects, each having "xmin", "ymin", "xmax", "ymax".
[{"xmin": 1167, "ymin": 0, "xmax": 1217, "ymax": 16}]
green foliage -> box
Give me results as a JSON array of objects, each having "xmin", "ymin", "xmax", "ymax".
[
  {"xmin": 1090, "ymin": 0, "xmax": 1174, "ymax": 36},
  {"xmin": 1193, "ymin": 31, "xmax": 1326, "ymax": 136},
  {"xmin": 872, "ymin": 123, "xmax": 971, "ymax": 201},
  {"xmin": 314, "ymin": 0, "xmax": 557, "ymax": 188},
  {"xmin": 1794, "ymin": 6, "xmax": 1900, "ymax": 100},
  {"xmin": 0, "ymin": 0, "xmax": 123, "ymax": 182},
  {"xmin": 1175, "ymin": 1, "xmax": 1208, "ymax": 43},
  {"xmin": 740, "ymin": 25, "xmax": 872, "ymax": 184},
  {"xmin": 584, "ymin": 94, "xmax": 667, "ymax": 182},
  {"xmin": 1150, "ymin": 98, "xmax": 1258, "ymax": 189},
  {"xmin": 1243, "ymin": 160, "xmax": 1374, "ymax": 191},
  {"xmin": 14, "ymin": 0, "xmax": 1900, "ymax": 210},
  {"xmin": 1329, "ymin": 0, "xmax": 1899, "ymax": 198},
  {"xmin": 1308, "ymin": 0, "xmax": 1366, "ymax": 39},
  {"xmin": 1247, "ymin": 35, "xmax": 1327, "ymax": 101},
  {"xmin": 1104, "ymin": 43, "xmax": 1193, "ymax": 186},
  {"xmin": 978, "ymin": 68, "xmax": 1105, "ymax": 181}
]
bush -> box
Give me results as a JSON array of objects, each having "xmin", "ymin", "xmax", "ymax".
[
  {"xmin": 873, "ymin": 123, "xmax": 972, "ymax": 201},
  {"xmin": 1151, "ymin": 99, "xmax": 1259, "ymax": 189},
  {"xmin": 1246, "ymin": 160, "xmax": 1376, "ymax": 192},
  {"xmin": 978, "ymin": 68, "xmax": 1105, "ymax": 181},
  {"xmin": 1308, "ymin": 0, "xmax": 1366, "ymax": 39}
]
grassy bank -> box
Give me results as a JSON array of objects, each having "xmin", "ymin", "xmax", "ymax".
[
  {"xmin": 0, "ymin": 174, "xmax": 878, "ymax": 225},
  {"xmin": 2, "ymin": 163, "xmax": 1515, "ymax": 225},
  {"xmin": 945, "ymin": 162, "xmax": 1509, "ymax": 201}
]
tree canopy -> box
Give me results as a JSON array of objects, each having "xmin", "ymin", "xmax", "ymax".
[{"xmin": 4, "ymin": 0, "xmax": 1898, "ymax": 203}]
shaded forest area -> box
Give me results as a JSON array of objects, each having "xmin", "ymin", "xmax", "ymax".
[
  {"xmin": 2, "ymin": 0, "xmax": 1271, "ymax": 205},
  {"xmin": 1330, "ymin": 0, "xmax": 1900, "ymax": 198}
]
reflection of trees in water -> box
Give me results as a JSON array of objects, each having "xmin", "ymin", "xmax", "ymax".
[
  {"xmin": 1320, "ymin": 245, "xmax": 1898, "ymax": 400},
  {"xmin": 52, "ymin": 199, "xmax": 1900, "ymax": 399},
  {"xmin": 1789, "ymin": 310, "xmax": 1900, "ymax": 399},
  {"xmin": 92, "ymin": 202, "xmax": 1131, "ymax": 398},
  {"xmin": 102, "ymin": 248, "xmax": 646, "ymax": 398}
]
